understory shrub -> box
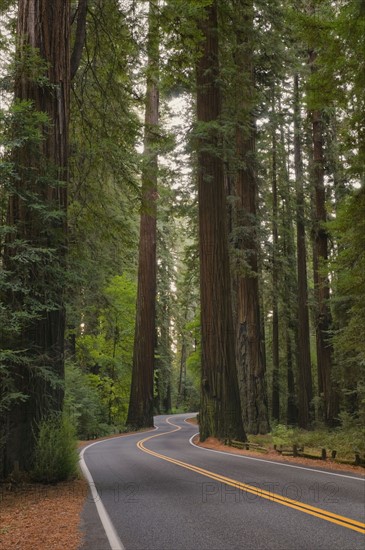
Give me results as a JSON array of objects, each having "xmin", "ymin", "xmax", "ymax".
[{"xmin": 31, "ymin": 414, "xmax": 79, "ymax": 483}]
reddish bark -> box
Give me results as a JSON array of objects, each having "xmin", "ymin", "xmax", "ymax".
[
  {"xmin": 127, "ymin": 2, "xmax": 159, "ymax": 428},
  {"xmin": 294, "ymin": 74, "xmax": 312, "ymax": 428},
  {"xmin": 2, "ymin": 0, "xmax": 71, "ymax": 474},
  {"xmin": 197, "ymin": 1, "xmax": 245, "ymax": 442},
  {"xmin": 309, "ymin": 52, "xmax": 338, "ymax": 426}
]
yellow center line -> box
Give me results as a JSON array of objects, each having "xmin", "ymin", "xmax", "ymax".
[{"xmin": 136, "ymin": 419, "xmax": 365, "ymax": 535}]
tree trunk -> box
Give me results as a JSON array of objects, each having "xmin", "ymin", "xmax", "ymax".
[
  {"xmin": 127, "ymin": 1, "xmax": 159, "ymax": 428},
  {"xmin": 294, "ymin": 74, "xmax": 312, "ymax": 428},
  {"xmin": 271, "ymin": 109, "xmax": 280, "ymax": 423},
  {"xmin": 178, "ymin": 336, "xmax": 187, "ymax": 405},
  {"xmin": 1, "ymin": 0, "xmax": 71, "ymax": 475},
  {"xmin": 196, "ymin": 1, "xmax": 246, "ymax": 442},
  {"xmin": 286, "ymin": 333, "xmax": 297, "ymax": 425},
  {"xmin": 71, "ymin": 0, "xmax": 88, "ymax": 80},
  {"xmin": 232, "ymin": 0, "xmax": 269, "ymax": 435},
  {"xmin": 309, "ymin": 52, "xmax": 338, "ymax": 426},
  {"xmin": 282, "ymin": 182, "xmax": 299, "ymax": 427},
  {"xmin": 156, "ymin": 293, "xmax": 172, "ymax": 414}
]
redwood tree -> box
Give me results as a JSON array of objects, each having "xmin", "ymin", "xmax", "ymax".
[
  {"xmin": 271, "ymin": 100, "xmax": 280, "ymax": 423},
  {"xmin": 294, "ymin": 74, "xmax": 312, "ymax": 428},
  {"xmin": 127, "ymin": 1, "xmax": 159, "ymax": 428},
  {"xmin": 1, "ymin": 0, "xmax": 71, "ymax": 474},
  {"xmin": 196, "ymin": 1, "xmax": 246, "ymax": 442},
  {"xmin": 231, "ymin": 0, "xmax": 269, "ymax": 434},
  {"xmin": 309, "ymin": 46, "xmax": 338, "ymax": 426}
]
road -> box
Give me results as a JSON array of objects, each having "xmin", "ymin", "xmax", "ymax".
[{"xmin": 80, "ymin": 414, "xmax": 365, "ymax": 550}]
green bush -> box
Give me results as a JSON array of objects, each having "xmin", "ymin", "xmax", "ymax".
[
  {"xmin": 31, "ymin": 414, "xmax": 79, "ymax": 483},
  {"xmin": 64, "ymin": 361, "xmax": 105, "ymax": 439},
  {"xmin": 271, "ymin": 424, "xmax": 300, "ymax": 446},
  {"xmin": 270, "ymin": 421, "xmax": 365, "ymax": 459}
]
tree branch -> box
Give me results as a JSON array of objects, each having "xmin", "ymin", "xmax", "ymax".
[{"xmin": 71, "ymin": 0, "xmax": 88, "ymax": 80}]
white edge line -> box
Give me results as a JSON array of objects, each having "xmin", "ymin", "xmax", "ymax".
[
  {"xmin": 187, "ymin": 429, "xmax": 365, "ymax": 482},
  {"xmin": 79, "ymin": 447, "xmax": 124, "ymax": 550},
  {"xmin": 79, "ymin": 426, "xmax": 158, "ymax": 550}
]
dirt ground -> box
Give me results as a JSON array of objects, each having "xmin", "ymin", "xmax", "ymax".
[{"xmin": 0, "ymin": 478, "xmax": 87, "ymax": 550}]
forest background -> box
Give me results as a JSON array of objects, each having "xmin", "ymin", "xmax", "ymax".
[{"xmin": 0, "ymin": 0, "xmax": 364, "ymax": 480}]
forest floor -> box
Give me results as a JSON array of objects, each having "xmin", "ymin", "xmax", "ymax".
[
  {"xmin": 0, "ymin": 421, "xmax": 364, "ymax": 549},
  {"xmin": 0, "ymin": 477, "xmax": 87, "ymax": 549},
  {"xmin": 0, "ymin": 432, "xmax": 143, "ymax": 550}
]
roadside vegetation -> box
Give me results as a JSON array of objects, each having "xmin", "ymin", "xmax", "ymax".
[
  {"xmin": 248, "ymin": 416, "xmax": 365, "ymax": 464},
  {"xmin": 31, "ymin": 415, "xmax": 79, "ymax": 484}
]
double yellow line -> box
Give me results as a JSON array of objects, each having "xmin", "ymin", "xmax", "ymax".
[{"xmin": 137, "ymin": 422, "xmax": 365, "ymax": 535}]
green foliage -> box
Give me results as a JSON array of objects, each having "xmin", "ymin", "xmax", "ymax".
[
  {"xmin": 159, "ymin": 0, "xmax": 207, "ymax": 95},
  {"xmin": 271, "ymin": 423, "xmax": 300, "ymax": 446},
  {"xmin": 182, "ymin": 315, "xmax": 201, "ymax": 410},
  {"xmin": 67, "ymin": 1, "xmax": 141, "ymax": 366},
  {"xmin": 64, "ymin": 362, "xmax": 104, "ymax": 439},
  {"xmin": 329, "ymin": 188, "xmax": 365, "ymax": 417},
  {"xmin": 185, "ymin": 317, "xmax": 201, "ymax": 380},
  {"xmin": 2, "ymin": 99, "xmax": 49, "ymax": 151},
  {"xmin": 31, "ymin": 414, "xmax": 79, "ymax": 483},
  {"xmin": 271, "ymin": 420, "xmax": 365, "ymax": 458},
  {"xmin": 0, "ymin": 95, "xmax": 66, "ymax": 447},
  {"xmin": 183, "ymin": 375, "xmax": 201, "ymax": 412},
  {"xmin": 77, "ymin": 274, "xmax": 136, "ymax": 368},
  {"xmin": 296, "ymin": 0, "xmax": 365, "ymax": 179},
  {"xmin": 68, "ymin": 274, "xmax": 136, "ymax": 434}
]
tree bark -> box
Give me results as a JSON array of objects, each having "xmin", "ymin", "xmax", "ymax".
[
  {"xmin": 2, "ymin": 0, "xmax": 70, "ymax": 475},
  {"xmin": 127, "ymin": 1, "xmax": 159, "ymax": 428},
  {"xmin": 294, "ymin": 74, "xmax": 312, "ymax": 428},
  {"xmin": 309, "ymin": 51, "xmax": 338, "ymax": 426},
  {"xmin": 232, "ymin": 0, "xmax": 269, "ymax": 435},
  {"xmin": 271, "ymin": 108, "xmax": 280, "ymax": 423},
  {"xmin": 196, "ymin": 1, "xmax": 246, "ymax": 442}
]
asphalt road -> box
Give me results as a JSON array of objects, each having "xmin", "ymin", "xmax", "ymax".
[{"xmin": 80, "ymin": 414, "xmax": 365, "ymax": 550}]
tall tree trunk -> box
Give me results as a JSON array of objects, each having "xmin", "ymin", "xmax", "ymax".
[
  {"xmin": 276, "ymin": 97, "xmax": 301, "ymax": 426},
  {"xmin": 282, "ymin": 186, "xmax": 299, "ymax": 427},
  {"xmin": 1, "ymin": 0, "xmax": 71, "ymax": 475},
  {"xmin": 232, "ymin": 0, "xmax": 269, "ymax": 435},
  {"xmin": 271, "ymin": 108, "xmax": 280, "ymax": 423},
  {"xmin": 196, "ymin": 1, "xmax": 245, "ymax": 442},
  {"xmin": 294, "ymin": 74, "xmax": 312, "ymax": 428},
  {"xmin": 178, "ymin": 334, "xmax": 187, "ymax": 405},
  {"xmin": 156, "ymin": 293, "xmax": 172, "ymax": 414},
  {"xmin": 127, "ymin": 2, "xmax": 159, "ymax": 428},
  {"xmin": 286, "ymin": 333, "xmax": 297, "ymax": 425},
  {"xmin": 309, "ymin": 51, "xmax": 338, "ymax": 426}
]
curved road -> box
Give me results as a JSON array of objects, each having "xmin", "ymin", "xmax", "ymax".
[{"xmin": 80, "ymin": 414, "xmax": 365, "ymax": 550}]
